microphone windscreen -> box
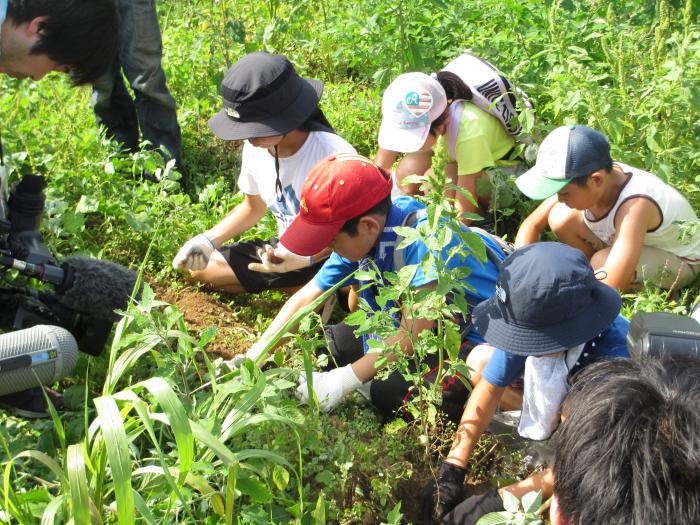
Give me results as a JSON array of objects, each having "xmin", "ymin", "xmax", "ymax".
[
  {"xmin": 59, "ymin": 256, "xmax": 139, "ymax": 321},
  {"xmin": 0, "ymin": 325, "xmax": 78, "ymax": 396}
]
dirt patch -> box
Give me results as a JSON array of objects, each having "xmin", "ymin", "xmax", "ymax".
[{"xmin": 155, "ymin": 284, "xmax": 255, "ymax": 359}]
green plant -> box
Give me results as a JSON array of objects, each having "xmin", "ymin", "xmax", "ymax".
[{"xmin": 476, "ymin": 491, "xmax": 544, "ymax": 525}]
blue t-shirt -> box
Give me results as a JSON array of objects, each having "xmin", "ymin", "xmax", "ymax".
[
  {"xmin": 481, "ymin": 315, "xmax": 630, "ymax": 388},
  {"xmin": 315, "ymin": 196, "xmax": 504, "ymax": 347}
]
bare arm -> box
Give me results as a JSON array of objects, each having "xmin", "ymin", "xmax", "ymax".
[
  {"xmin": 514, "ymin": 196, "xmax": 558, "ymax": 247},
  {"xmin": 597, "ymin": 198, "xmax": 659, "ymax": 291},
  {"xmin": 204, "ymin": 194, "xmax": 268, "ymax": 247},
  {"xmin": 374, "ymin": 147, "xmax": 399, "ymax": 172},
  {"xmin": 445, "ymin": 378, "xmax": 505, "ymax": 467},
  {"xmin": 257, "ymin": 279, "xmax": 325, "ymax": 345},
  {"xmin": 351, "ymin": 283, "xmax": 436, "ymax": 383}
]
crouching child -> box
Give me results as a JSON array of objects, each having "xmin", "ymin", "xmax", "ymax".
[
  {"xmin": 419, "ymin": 242, "xmax": 630, "ymax": 524},
  {"xmin": 235, "ymin": 153, "xmax": 507, "ymax": 417}
]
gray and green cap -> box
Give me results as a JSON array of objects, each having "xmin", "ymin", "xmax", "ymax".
[{"xmin": 516, "ymin": 125, "xmax": 612, "ymax": 200}]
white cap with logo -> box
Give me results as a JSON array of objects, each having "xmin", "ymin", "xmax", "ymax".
[{"xmin": 378, "ymin": 72, "xmax": 448, "ymax": 153}]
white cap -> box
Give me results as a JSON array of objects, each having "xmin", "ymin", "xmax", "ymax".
[{"xmin": 378, "ymin": 72, "xmax": 448, "ymax": 153}]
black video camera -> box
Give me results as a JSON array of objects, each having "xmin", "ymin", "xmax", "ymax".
[{"xmin": 0, "ymin": 173, "xmax": 119, "ymax": 356}]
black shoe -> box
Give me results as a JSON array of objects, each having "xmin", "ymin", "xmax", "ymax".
[{"xmin": 0, "ymin": 387, "xmax": 63, "ymax": 419}]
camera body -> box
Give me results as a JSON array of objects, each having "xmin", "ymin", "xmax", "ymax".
[{"xmin": 0, "ymin": 173, "xmax": 112, "ymax": 356}]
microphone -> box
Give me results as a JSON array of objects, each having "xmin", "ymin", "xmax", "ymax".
[
  {"xmin": 0, "ymin": 325, "xmax": 78, "ymax": 396},
  {"xmin": 56, "ymin": 256, "xmax": 140, "ymax": 322}
]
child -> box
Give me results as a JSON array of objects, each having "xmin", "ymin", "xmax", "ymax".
[
  {"xmin": 419, "ymin": 242, "xmax": 630, "ymax": 524},
  {"xmin": 236, "ymin": 153, "xmax": 507, "ymax": 416},
  {"xmin": 515, "ymin": 125, "xmax": 700, "ymax": 292},
  {"xmin": 172, "ymin": 52, "xmax": 355, "ymax": 293},
  {"xmin": 375, "ymin": 54, "xmax": 526, "ymax": 222}
]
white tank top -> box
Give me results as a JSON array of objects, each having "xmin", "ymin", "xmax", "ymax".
[{"xmin": 583, "ymin": 163, "xmax": 700, "ymax": 263}]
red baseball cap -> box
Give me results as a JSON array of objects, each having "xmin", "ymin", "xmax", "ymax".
[{"xmin": 280, "ymin": 153, "xmax": 393, "ymax": 256}]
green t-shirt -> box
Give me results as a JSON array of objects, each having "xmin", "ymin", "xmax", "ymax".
[{"xmin": 439, "ymin": 102, "xmax": 515, "ymax": 176}]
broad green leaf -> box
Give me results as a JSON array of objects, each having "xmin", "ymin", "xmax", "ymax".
[
  {"xmin": 94, "ymin": 396, "xmax": 134, "ymax": 525},
  {"xmin": 272, "ymin": 465, "xmax": 290, "ymax": 491},
  {"xmin": 236, "ymin": 475, "xmax": 272, "ymax": 503},
  {"xmin": 476, "ymin": 512, "xmax": 513, "ymax": 525},
  {"xmin": 522, "ymin": 490, "xmax": 542, "ymax": 514},
  {"xmin": 40, "ymin": 495, "xmax": 67, "ymax": 525},
  {"xmin": 502, "ymin": 490, "xmax": 520, "ymax": 513}
]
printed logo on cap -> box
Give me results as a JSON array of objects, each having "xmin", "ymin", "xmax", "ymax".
[
  {"xmin": 403, "ymin": 90, "xmax": 433, "ymax": 117},
  {"xmin": 225, "ymin": 107, "xmax": 240, "ymax": 119}
]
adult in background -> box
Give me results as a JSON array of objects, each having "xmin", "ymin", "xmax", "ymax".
[
  {"xmin": 0, "ymin": 0, "xmax": 118, "ymax": 83},
  {"xmin": 0, "ymin": 0, "xmax": 119, "ymax": 419},
  {"xmin": 550, "ymin": 358, "xmax": 700, "ymax": 524},
  {"xmin": 91, "ymin": 0, "xmax": 184, "ymax": 179}
]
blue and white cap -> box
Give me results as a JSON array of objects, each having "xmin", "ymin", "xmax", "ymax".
[
  {"xmin": 378, "ymin": 72, "xmax": 448, "ymax": 153},
  {"xmin": 516, "ymin": 125, "xmax": 612, "ymax": 200}
]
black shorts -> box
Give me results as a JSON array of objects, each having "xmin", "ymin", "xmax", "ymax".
[
  {"xmin": 324, "ymin": 322, "xmax": 476, "ymax": 423},
  {"xmin": 219, "ymin": 238, "xmax": 326, "ymax": 293}
]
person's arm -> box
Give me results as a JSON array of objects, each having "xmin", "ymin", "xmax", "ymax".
[
  {"xmin": 596, "ymin": 198, "xmax": 659, "ymax": 291},
  {"xmin": 374, "ymin": 147, "xmax": 399, "ymax": 172},
  {"xmin": 446, "ymin": 378, "xmax": 505, "ymax": 467},
  {"xmin": 351, "ymin": 296, "xmax": 435, "ymax": 382},
  {"xmin": 258, "ymin": 278, "xmax": 325, "ymax": 345},
  {"xmin": 204, "ymin": 193, "xmax": 268, "ymax": 247},
  {"xmin": 514, "ymin": 196, "xmax": 558, "ymax": 248},
  {"xmin": 455, "ymin": 171, "xmax": 489, "ymax": 225}
]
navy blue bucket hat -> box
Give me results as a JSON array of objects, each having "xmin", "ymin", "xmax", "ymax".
[{"xmin": 472, "ymin": 242, "xmax": 621, "ymax": 356}]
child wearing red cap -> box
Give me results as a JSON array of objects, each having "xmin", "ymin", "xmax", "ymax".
[{"xmin": 234, "ymin": 153, "xmax": 506, "ymax": 416}]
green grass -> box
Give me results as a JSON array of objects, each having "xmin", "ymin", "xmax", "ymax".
[{"xmin": 0, "ymin": 0, "xmax": 698, "ymax": 522}]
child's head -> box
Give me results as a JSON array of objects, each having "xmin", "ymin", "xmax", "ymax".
[
  {"xmin": 516, "ymin": 125, "xmax": 613, "ymax": 207},
  {"xmin": 472, "ymin": 242, "xmax": 621, "ymax": 356},
  {"xmin": 208, "ymin": 51, "xmax": 333, "ymax": 143},
  {"xmin": 378, "ymin": 71, "xmax": 471, "ymax": 153},
  {"xmin": 280, "ymin": 154, "xmax": 393, "ymax": 260}
]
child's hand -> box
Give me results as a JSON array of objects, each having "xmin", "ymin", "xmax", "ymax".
[
  {"xmin": 248, "ymin": 243, "xmax": 312, "ymax": 273},
  {"xmin": 172, "ymin": 234, "xmax": 216, "ymax": 271},
  {"xmin": 419, "ymin": 461, "xmax": 468, "ymax": 522},
  {"xmin": 295, "ymin": 365, "xmax": 362, "ymax": 412}
]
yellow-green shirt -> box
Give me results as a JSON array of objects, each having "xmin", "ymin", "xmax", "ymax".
[{"xmin": 439, "ymin": 102, "xmax": 515, "ymax": 176}]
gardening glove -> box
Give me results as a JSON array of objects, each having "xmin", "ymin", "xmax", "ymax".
[
  {"xmin": 223, "ymin": 341, "xmax": 267, "ymax": 370},
  {"xmin": 172, "ymin": 234, "xmax": 216, "ymax": 271},
  {"xmin": 418, "ymin": 462, "xmax": 468, "ymax": 523},
  {"xmin": 441, "ymin": 489, "xmax": 504, "ymax": 525},
  {"xmin": 247, "ymin": 243, "xmax": 312, "ymax": 274},
  {"xmin": 295, "ymin": 364, "xmax": 362, "ymax": 412}
]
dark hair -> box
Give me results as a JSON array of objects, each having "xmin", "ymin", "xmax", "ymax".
[
  {"xmin": 340, "ymin": 192, "xmax": 392, "ymax": 236},
  {"xmin": 429, "ymin": 71, "xmax": 472, "ymax": 136},
  {"xmin": 297, "ymin": 107, "xmax": 335, "ymax": 134},
  {"xmin": 570, "ymin": 160, "xmax": 614, "ymax": 186},
  {"xmin": 7, "ymin": 0, "xmax": 119, "ymax": 85},
  {"xmin": 553, "ymin": 358, "xmax": 700, "ymax": 525}
]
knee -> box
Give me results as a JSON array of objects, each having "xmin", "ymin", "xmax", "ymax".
[
  {"xmin": 548, "ymin": 202, "xmax": 578, "ymax": 238},
  {"xmin": 590, "ymin": 247, "xmax": 611, "ymax": 271},
  {"xmin": 465, "ymin": 344, "xmax": 495, "ymax": 385}
]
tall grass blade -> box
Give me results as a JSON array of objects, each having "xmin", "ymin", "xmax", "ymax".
[
  {"xmin": 93, "ymin": 396, "xmax": 135, "ymax": 525},
  {"xmin": 66, "ymin": 444, "xmax": 90, "ymax": 525},
  {"xmin": 139, "ymin": 377, "xmax": 194, "ymax": 478},
  {"xmin": 40, "ymin": 494, "xmax": 66, "ymax": 525}
]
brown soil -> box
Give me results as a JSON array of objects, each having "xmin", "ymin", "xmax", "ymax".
[{"xmin": 154, "ymin": 284, "xmax": 255, "ymax": 359}]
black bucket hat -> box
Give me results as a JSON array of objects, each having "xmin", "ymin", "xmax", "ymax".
[
  {"xmin": 472, "ymin": 242, "xmax": 621, "ymax": 356},
  {"xmin": 209, "ymin": 52, "xmax": 325, "ymax": 140}
]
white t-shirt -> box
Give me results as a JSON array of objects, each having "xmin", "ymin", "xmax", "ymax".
[{"xmin": 237, "ymin": 131, "xmax": 356, "ymax": 235}]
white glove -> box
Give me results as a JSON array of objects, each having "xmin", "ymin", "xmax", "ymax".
[
  {"xmin": 172, "ymin": 234, "xmax": 215, "ymax": 271},
  {"xmin": 248, "ymin": 243, "xmax": 312, "ymax": 274},
  {"xmin": 223, "ymin": 341, "xmax": 267, "ymax": 370},
  {"xmin": 295, "ymin": 364, "xmax": 363, "ymax": 412}
]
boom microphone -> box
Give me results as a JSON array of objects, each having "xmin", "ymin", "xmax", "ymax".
[
  {"xmin": 56, "ymin": 256, "xmax": 140, "ymax": 322},
  {"xmin": 0, "ymin": 325, "xmax": 78, "ymax": 396}
]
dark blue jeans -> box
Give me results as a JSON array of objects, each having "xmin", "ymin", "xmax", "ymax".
[{"xmin": 91, "ymin": 0, "xmax": 182, "ymax": 168}]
